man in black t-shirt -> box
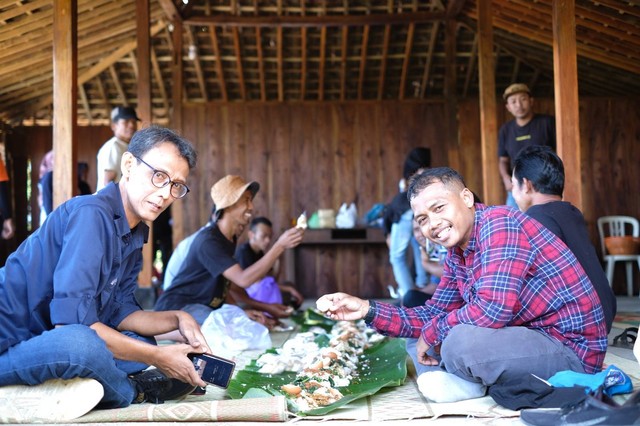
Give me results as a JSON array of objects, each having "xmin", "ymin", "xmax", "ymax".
[
  {"xmin": 235, "ymin": 217, "xmax": 303, "ymax": 308},
  {"xmin": 498, "ymin": 83, "xmax": 556, "ymax": 208},
  {"xmin": 155, "ymin": 175, "xmax": 304, "ymax": 334},
  {"xmin": 511, "ymin": 146, "xmax": 616, "ymax": 332}
]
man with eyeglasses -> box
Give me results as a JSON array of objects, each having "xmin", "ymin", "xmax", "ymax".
[{"xmin": 0, "ymin": 126, "xmax": 213, "ymax": 422}]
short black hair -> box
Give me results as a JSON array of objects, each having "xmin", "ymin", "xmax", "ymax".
[
  {"xmin": 250, "ymin": 216, "xmax": 272, "ymax": 231},
  {"xmin": 407, "ymin": 167, "xmax": 467, "ymax": 201},
  {"xmin": 128, "ymin": 125, "xmax": 197, "ymax": 170},
  {"xmin": 513, "ymin": 145, "xmax": 564, "ymax": 197}
]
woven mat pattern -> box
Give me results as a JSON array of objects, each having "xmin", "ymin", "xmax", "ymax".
[{"xmin": 75, "ymin": 396, "xmax": 287, "ymax": 423}]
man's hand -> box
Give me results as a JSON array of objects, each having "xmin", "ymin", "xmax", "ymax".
[
  {"xmin": 280, "ymin": 284, "xmax": 303, "ymax": 306},
  {"xmin": 154, "ymin": 343, "xmax": 208, "ymax": 388},
  {"xmin": 2, "ymin": 218, "xmax": 14, "ymax": 239},
  {"xmin": 174, "ymin": 312, "xmax": 210, "ymax": 354},
  {"xmin": 316, "ymin": 292, "xmax": 368, "ymax": 321},
  {"xmin": 275, "ymin": 227, "xmax": 305, "ymax": 250},
  {"xmin": 262, "ymin": 303, "xmax": 292, "ymax": 319},
  {"xmin": 416, "ymin": 334, "xmax": 439, "ymax": 366}
]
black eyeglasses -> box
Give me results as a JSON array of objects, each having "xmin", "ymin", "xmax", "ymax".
[{"xmin": 133, "ymin": 155, "xmax": 190, "ymax": 199}]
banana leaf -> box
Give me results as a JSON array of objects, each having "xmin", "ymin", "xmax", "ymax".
[{"xmin": 227, "ymin": 337, "xmax": 407, "ymax": 416}]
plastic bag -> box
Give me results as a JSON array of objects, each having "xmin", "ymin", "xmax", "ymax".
[
  {"xmin": 200, "ymin": 304, "xmax": 272, "ymax": 358},
  {"xmin": 336, "ymin": 203, "xmax": 357, "ymax": 228}
]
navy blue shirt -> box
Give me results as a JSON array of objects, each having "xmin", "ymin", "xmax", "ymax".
[
  {"xmin": 0, "ymin": 183, "xmax": 147, "ymax": 354},
  {"xmin": 498, "ymin": 114, "xmax": 556, "ymax": 169},
  {"xmin": 526, "ymin": 201, "xmax": 616, "ymax": 332},
  {"xmin": 154, "ymin": 224, "xmax": 236, "ymax": 312}
]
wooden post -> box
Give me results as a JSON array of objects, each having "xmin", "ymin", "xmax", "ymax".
[
  {"xmin": 552, "ymin": 0, "xmax": 583, "ymax": 210},
  {"xmin": 52, "ymin": 0, "xmax": 77, "ymax": 206},
  {"xmin": 171, "ymin": 19, "xmax": 185, "ymax": 247},
  {"xmin": 137, "ymin": 0, "xmax": 153, "ymax": 288},
  {"xmin": 444, "ymin": 19, "xmax": 459, "ymax": 171},
  {"xmin": 477, "ymin": 0, "xmax": 501, "ymax": 206}
]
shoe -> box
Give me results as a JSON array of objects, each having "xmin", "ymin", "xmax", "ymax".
[
  {"xmin": 130, "ymin": 369, "xmax": 196, "ymax": 404},
  {"xmin": 520, "ymin": 387, "xmax": 640, "ymax": 425},
  {"xmin": 190, "ymin": 385, "xmax": 207, "ymax": 396},
  {"xmin": 0, "ymin": 377, "xmax": 104, "ymax": 423}
]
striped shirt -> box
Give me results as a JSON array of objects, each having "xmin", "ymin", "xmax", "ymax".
[{"xmin": 369, "ymin": 204, "xmax": 607, "ymax": 374}]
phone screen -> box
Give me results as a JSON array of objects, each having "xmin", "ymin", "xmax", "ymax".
[{"xmin": 190, "ymin": 353, "xmax": 236, "ymax": 389}]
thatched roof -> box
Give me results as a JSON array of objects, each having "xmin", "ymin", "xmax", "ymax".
[{"xmin": 2, "ymin": 0, "xmax": 638, "ymax": 126}]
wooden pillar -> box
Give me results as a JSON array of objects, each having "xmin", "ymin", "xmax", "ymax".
[
  {"xmin": 444, "ymin": 19, "xmax": 459, "ymax": 171},
  {"xmin": 552, "ymin": 0, "xmax": 582, "ymax": 210},
  {"xmin": 171, "ymin": 19, "xmax": 185, "ymax": 247},
  {"xmin": 52, "ymin": 0, "xmax": 77, "ymax": 207},
  {"xmin": 137, "ymin": 0, "xmax": 153, "ymax": 287},
  {"xmin": 477, "ymin": 0, "xmax": 501, "ymax": 206}
]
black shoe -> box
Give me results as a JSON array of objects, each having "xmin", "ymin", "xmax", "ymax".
[
  {"xmin": 130, "ymin": 369, "xmax": 196, "ymax": 404},
  {"xmin": 520, "ymin": 387, "xmax": 640, "ymax": 426},
  {"xmin": 190, "ymin": 386, "xmax": 207, "ymax": 396}
]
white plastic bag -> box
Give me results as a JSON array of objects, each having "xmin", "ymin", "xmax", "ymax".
[
  {"xmin": 200, "ymin": 304, "xmax": 272, "ymax": 357},
  {"xmin": 335, "ymin": 203, "xmax": 357, "ymax": 228}
]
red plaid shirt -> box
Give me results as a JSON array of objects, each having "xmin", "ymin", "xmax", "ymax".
[{"xmin": 370, "ymin": 204, "xmax": 607, "ymax": 374}]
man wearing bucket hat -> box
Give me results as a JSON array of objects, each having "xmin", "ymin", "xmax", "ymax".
[
  {"xmin": 498, "ymin": 83, "xmax": 555, "ymax": 208},
  {"xmin": 154, "ymin": 175, "xmax": 304, "ymax": 329}
]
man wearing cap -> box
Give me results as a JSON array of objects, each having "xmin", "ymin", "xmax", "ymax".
[
  {"xmin": 498, "ymin": 83, "xmax": 555, "ymax": 208},
  {"xmin": 96, "ymin": 106, "xmax": 140, "ymax": 191},
  {"xmin": 154, "ymin": 175, "xmax": 304, "ymax": 331}
]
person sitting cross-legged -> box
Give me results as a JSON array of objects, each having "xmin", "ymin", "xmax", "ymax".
[
  {"xmin": 317, "ymin": 167, "xmax": 607, "ymax": 404},
  {"xmin": 0, "ymin": 126, "xmax": 209, "ymax": 423}
]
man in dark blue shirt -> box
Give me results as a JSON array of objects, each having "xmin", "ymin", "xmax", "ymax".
[
  {"xmin": 0, "ymin": 126, "xmax": 208, "ymax": 422},
  {"xmin": 511, "ymin": 145, "xmax": 616, "ymax": 332}
]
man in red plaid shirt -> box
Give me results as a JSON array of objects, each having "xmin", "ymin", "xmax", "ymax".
[{"xmin": 318, "ymin": 167, "xmax": 607, "ymax": 403}]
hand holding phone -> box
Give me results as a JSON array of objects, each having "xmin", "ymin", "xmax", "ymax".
[{"xmin": 188, "ymin": 353, "xmax": 236, "ymax": 389}]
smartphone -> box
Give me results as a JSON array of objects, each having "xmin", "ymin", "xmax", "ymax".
[{"xmin": 189, "ymin": 353, "xmax": 236, "ymax": 389}]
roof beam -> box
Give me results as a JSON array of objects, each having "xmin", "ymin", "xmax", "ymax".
[
  {"xmin": 209, "ymin": 25, "xmax": 228, "ymax": 101},
  {"xmin": 277, "ymin": 26, "xmax": 283, "ymax": 101},
  {"xmin": 357, "ymin": 25, "xmax": 369, "ymax": 100},
  {"xmin": 339, "ymin": 26, "xmax": 348, "ymax": 101},
  {"xmin": 255, "ymin": 27, "xmax": 266, "ymax": 101},
  {"xmin": 419, "ymin": 21, "xmax": 439, "ymax": 98},
  {"xmin": 300, "ymin": 27, "xmax": 307, "ymax": 100},
  {"xmin": 318, "ymin": 26, "xmax": 326, "ymax": 101},
  {"xmin": 399, "ymin": 23, "xmax": 415, "ymax": 100},
  {"xmin": 184, "ymin": 11, "xmax": 445, "ymax": 27},
  {"xmin": 377, "ymin": 25, "xmax": 390, "ymax": 100},
  {"xmin": 232, "ymin": 27, "xmax": 246, "ymax": 100},
  {"xmin": 185, "ymin": 27, "xmax": 208, "ymax": 102}
]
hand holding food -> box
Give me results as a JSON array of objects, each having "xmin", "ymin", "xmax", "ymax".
[{"xmin": 296, "ymin": 212, "xmax": 308, "ymax": 229}]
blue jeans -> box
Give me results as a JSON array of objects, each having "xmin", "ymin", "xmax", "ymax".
[
  {"xmin": 406, "ymin": 324, "xmax": 585, "ymax": 385},
  {"xmin": 389, "ymin": 210, "xmax": 428, "ymax": 295},
  {"xmin": 0, "ymin": 325, "xmax": 154, "ymax": 408}
]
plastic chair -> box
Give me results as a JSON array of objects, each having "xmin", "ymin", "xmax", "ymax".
[{"xmin": 597, "ymin": 216, "xmax": 640, "ymax": 297}]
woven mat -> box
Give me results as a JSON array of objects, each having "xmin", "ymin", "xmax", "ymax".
[
  {"xmin": 75, "ymin": 395, "xmax": 287, "ymax": 423},
  {"xmin": 69, "ymin": 326, "xmax": 640, "ymax": 423}
]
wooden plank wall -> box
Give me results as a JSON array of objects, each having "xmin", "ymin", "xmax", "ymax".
[
  {"xmin": 4, "ymin": 97, "xmax": 639, "ymax": 296},
  {"xmin": 178, "ymin": 101, "xmax": 448, "ymax": 298}
]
